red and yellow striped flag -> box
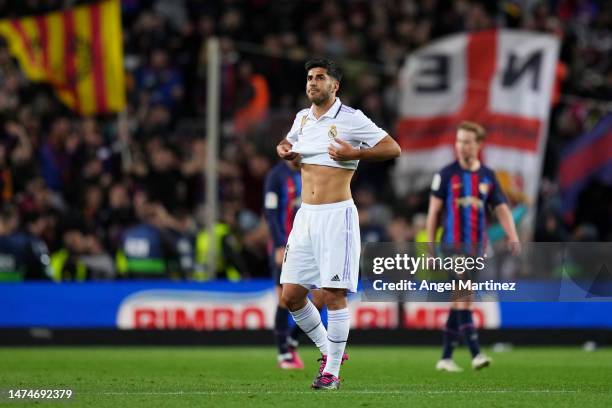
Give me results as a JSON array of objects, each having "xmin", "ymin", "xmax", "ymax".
[{"xmin": 0, "ymin": 0, "xmax": 125, "ymax": 115}]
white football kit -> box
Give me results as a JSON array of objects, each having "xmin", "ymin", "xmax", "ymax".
[{"xmin": 280, "ymin": 98, "xmax": 387, "ymax": 292}]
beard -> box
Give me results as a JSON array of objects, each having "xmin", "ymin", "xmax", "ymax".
[{"xmin": 307, "ymin": 87, "xmax": 332, "ymax": 105}]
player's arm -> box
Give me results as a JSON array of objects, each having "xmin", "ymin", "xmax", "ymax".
[
  {"xmin": 263, "ymin": 174, "xmax": 287, "ymax": 266},
  {"xmin": 489, "ymin": 171, "xmax": 520, "ymax": 253},
  {"xmin": 494, "ymin": 203, "xmax": 519, "ymax": 243},
  {"xmin": 328, "ymin": 135, "xmax": 400, "ymax": 161},
  {"xmin": 426, "ymin": 172, "xmax": 447, "ymax": 247},
  {"xmin": 277, "ymin": 113, "xmax": 303, "ymax": 160},
  {"xmin": 426, "ymin": 196, "xmax": 444, "ymax": 242},
  {"xmin": 329, "ymin": 110, "xmax": 400, "ymax": 161}
]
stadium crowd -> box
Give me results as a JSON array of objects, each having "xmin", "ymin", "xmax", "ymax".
[{"xmin": 0, "ymin": 0, "xmax": 609, "ymax": 281}]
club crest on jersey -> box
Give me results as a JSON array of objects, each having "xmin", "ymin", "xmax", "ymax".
[
  {"xmin": 328, "ymin": 124, "xmax": 338, "ymax": 139},
  {"xmin": 479, "ymin": 183, "xmax": 489, "ymax": 195}
]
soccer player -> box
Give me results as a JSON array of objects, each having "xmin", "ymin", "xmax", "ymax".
[
  {"xmin": 277, "ymin": 58, "xmax": 401, "ymax": 389},
  {"xmin": 426, "ymin": 121, "xmax": 520, "ymax": 372},
  {"xmin": 263, "ymin": 156, "xmax": 325, "ymax": 369}
]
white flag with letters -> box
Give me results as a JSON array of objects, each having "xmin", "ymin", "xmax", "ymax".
[{"xmin": 393, "ymin": 29, "xmax": 559, "ymax": 211}]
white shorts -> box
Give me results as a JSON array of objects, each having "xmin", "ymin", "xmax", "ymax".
[{"xmin": 280, "ymin": 199, "xmax": 360, "ymax": 292}]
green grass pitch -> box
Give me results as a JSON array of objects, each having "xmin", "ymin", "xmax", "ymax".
[{"xmin": 1, "ymin": 346, "xmax": 611, "ymax": 407}]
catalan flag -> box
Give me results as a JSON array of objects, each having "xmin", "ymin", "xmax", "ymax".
[{"xmin": 0, "ymin": 0, "xmax": 125, "ymax": 115}]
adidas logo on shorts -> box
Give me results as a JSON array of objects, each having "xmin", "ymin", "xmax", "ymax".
[{"xmin": 331, "ymin": 275, "xmax": 341, "ymax": 282}]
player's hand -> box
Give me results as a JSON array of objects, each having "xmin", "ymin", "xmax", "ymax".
[
  {"xmin": 426, "ymin": 242, "xmax": 437, "ymax": 260},
  {"xmin": 507, "ymin": 240, "xmax": 521, "ymax": 256},
  {"xmin": 277, "ymin": 143, "xmax": 298, "ymax": 160},
  {"xmin": 274, "ymin": 247, "xmax": 285, "ymax": 267},
  {"xmin": 328, "ymin": 138, "xmax": 359, "ymax": 161}
]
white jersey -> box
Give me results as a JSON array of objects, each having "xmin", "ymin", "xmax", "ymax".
[{"xmin": 286, "ymin": 98, "xmax": 387, "ymax": 170}]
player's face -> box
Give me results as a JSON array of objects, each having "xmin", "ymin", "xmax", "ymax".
[
  {"xmin": 306, "ymin": 67, "xmax": 338, "ymax": 105},
  {"xmin": 455, "ymin": 129, "xmax": 481, "ymax": 164}
]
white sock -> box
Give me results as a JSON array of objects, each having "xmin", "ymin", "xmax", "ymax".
[
  {"xmin": 290, "ymin": 300, "xmax": 328, "ymax": 355},
  {"xmin": 323, "ymin": 308, "xmax": 350, "ymax": 377}
]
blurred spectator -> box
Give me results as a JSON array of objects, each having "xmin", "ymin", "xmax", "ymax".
[
  {"xmin": 116, "ymin": 191, "xmax": 187, "ymax": 279},
  {"xmin": 100, "ymin": 181, "xmax": 135, "ymax": 253},
  {"xmin": 386, "ymin": 215, "xmax": 414, "ymax": 243},
  {"xmin": 232, "ymin": 61, "xmax": 270, "ymax": 136},
  {"xmin": 135, "ymin": 48, "xmax": 184, "ymax": 110},
  {"xmin": 359, "ymin": 206, "xmax": 387, "ymax": 243},
  {"xmin": 50, "ymin": 218, "xmax": 114, "ymax": 282},
  {"xmin": 2, "ymin": 121, "xmax": 34, "ymax": 198},
  {"xmin": 40, "ymin": 117, "xmax": 71, "ymax": 193},
  {"xmin": 142, "ymin": 138, "xmax": 186, "ymax": 211},
  {"xmin": 535, "ymin": 211, "xmax": 570, "ymax": 242},
  {"xmin": 0, "ymin": 204, "xmax": 51, "ymax": 281},
  {"xmin": 194, "ymin": 205, "xmax": 250, "ymax": 281}
]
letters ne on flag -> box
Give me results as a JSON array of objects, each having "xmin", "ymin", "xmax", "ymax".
[
  {"xmin": 0, "ymin": 0, "xmax": 125, "ymax": 115},
  {"xmin": 393, "ymin": 29, "xmax": 559, "ymax": 208}
]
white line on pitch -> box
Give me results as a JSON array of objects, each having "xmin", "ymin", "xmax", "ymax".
[{"xmin": 95, "ymin": 390, "xmax": 583, "ymax": 396}]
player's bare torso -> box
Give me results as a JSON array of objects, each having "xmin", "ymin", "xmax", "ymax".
[{"xmin": 300, "ymin": 163, "xmax": 353, "ymax": 205}]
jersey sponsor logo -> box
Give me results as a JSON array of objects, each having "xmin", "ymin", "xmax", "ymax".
[{"xmin": 455, "ymin": 196, "xmax": 484, "ymax": 208}]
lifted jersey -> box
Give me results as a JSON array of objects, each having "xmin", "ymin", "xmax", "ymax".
[{"xmin": 286, "ymin": 98, "xmax": 387, "ymax": 170}]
